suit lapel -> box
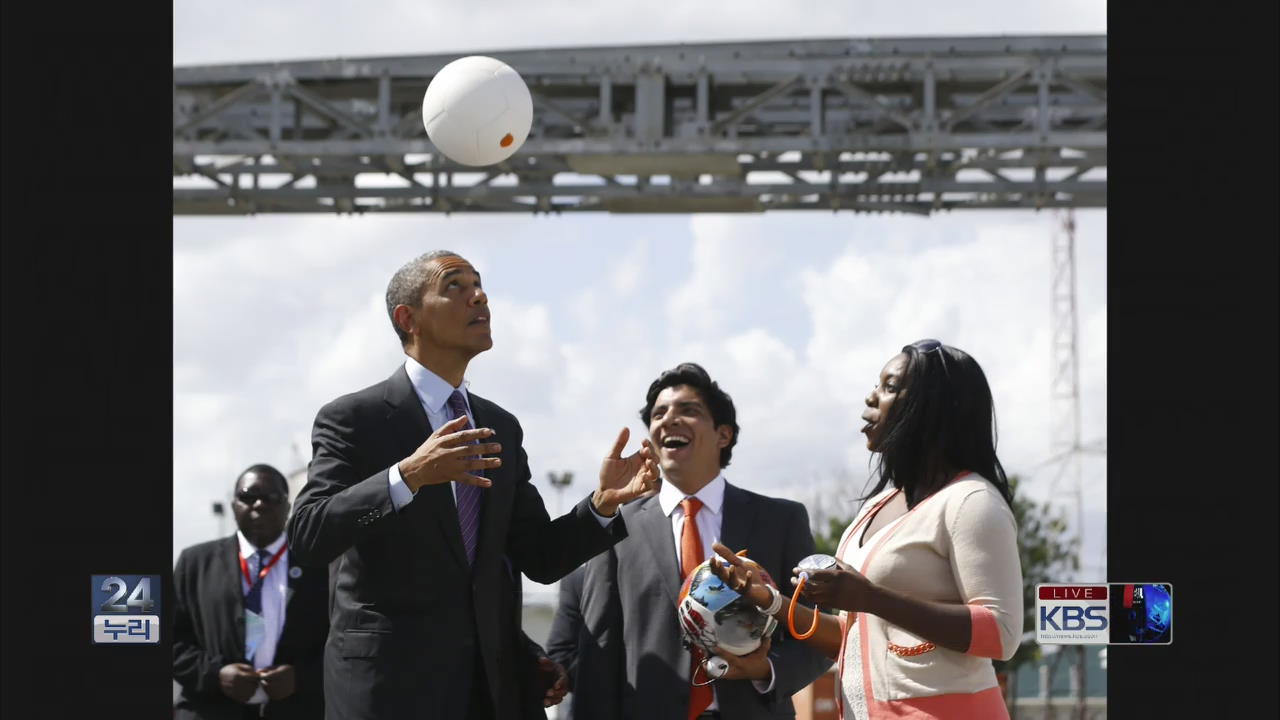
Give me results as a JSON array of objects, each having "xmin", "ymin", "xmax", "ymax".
[
  {"xmin": 632, "ymin": 496, "xmax": 682, "ymax": 606},
  {"xmin": 221, "ymin": 536, "xmax": 247, "ymax": 660},
  {"xmin": 278, "ymin": 559, "xmax": 304, "ymax": 653},
  {"xmin": 718, "ymin": 482, "xmax": 757, "ymax": 559},
  {"xmin": 383, "ymin": 367, "xmax": 469, "ymax": 571}
]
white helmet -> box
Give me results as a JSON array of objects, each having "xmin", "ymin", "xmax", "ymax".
[{"xmin": 677, "ymin": 556, "xmax": 779, "ymax": 656}]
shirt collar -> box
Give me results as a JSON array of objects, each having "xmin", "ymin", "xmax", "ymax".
[
  {"xmin": 236, "ymin": 530, "xmax": 286, "ymax": 558},
  {"xmin": 659, "ymin": 473, "xmax": 727, "ymax": 518},
  {"xmin": 404, "ymin": 356, "xmax": 469, "ymax": 415}
]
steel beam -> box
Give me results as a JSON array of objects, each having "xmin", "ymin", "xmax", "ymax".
[{"xmin": 175, "ymin": 35, "xmax": 1105, "ymax": 215}]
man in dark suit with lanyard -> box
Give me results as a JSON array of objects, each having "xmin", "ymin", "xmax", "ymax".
[
  {"xmin": 173, "ymin": 464, "xmax": 329, "ymax": 720},
  {"xmin": 546, "ymin": 363, "xmax": 832, "ymax": 720},
  {"xmin": 287, "ymin": 250, "xmax": 658, "ymax": 720}
]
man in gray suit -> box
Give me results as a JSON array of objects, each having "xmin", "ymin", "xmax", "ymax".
[{"xmin": 546, "ymin": 363, "xmax": 832, "ymax": 720}]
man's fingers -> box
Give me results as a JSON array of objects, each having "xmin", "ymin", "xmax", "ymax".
[
  {"xmin": 441, "ymin": 427, "xmax": 495, "ymax": 446},
  {"xmin": 461, "ymin": 457, "xmax": 502, "ymax": 471},
  {"xmin": 430, "ymin": 414, "xmax": 471, "ymax": 437},
  {"xmin": 456, "ymin": 473, "xmax": 493, "ymax": 487},
  {"xmin": 445, "ymin": 441, "xmax": 501, "ymax": 457},
  {"xmin": 712, "ymin": 542, "xmax": 745, "ymax": 566},
  {"xmin": 607, "ymin": 427, "xmax": 630, "ymax": 459},
  {"xmin": 440, "ymin": 443, "xmax": 499, "ymax": 458}
]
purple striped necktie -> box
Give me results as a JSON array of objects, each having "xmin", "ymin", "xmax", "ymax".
[{"xmin": 446, "ymin": 390, "xmax": 482, "ymax": 566}]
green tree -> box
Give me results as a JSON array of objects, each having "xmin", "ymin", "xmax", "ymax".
[
  {"xmin": 813, "ymin": 515, "xmax": 850, "ymax": 557},
  {"xmin": 995, "ymin": 475, "xmax": 1079, "ymax": 712}
]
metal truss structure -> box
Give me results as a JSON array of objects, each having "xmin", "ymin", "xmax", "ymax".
[{"xmin": 173, "ymin": 35, "xmax": 1105, "ymax": 215}]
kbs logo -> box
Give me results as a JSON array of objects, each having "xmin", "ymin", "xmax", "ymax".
[{"xmin": 1036, "ymin": 584, "xmax": 1108, "ymax": 644}]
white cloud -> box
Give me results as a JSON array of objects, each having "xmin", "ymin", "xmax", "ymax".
[
  {"xmin": 174, "ymin": 1, "xmax": 1106, "ymax": 67},
  {"xmin": 172, "ymin": 1, "xmax": 1108, "ymax": 573}
]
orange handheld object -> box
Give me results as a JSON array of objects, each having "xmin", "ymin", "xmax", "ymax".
[
  {"xmin": 788, "ymin": 554, "xmax": 838, "ymax": 640},
  {"xmin": 788, "ymin": 576, "xmax": 820, "ymax": 639}
]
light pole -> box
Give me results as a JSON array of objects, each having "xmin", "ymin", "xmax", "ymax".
[
  {"xmin": 212, "ymin": 500, "xmax": 226, "ymax": 538},
  {"xmin": 547, "ymin": 471, "xmax": 574, "ymax": 516}
]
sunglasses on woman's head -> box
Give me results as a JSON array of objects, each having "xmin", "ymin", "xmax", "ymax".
[{"xmin": 905, "ymin": 339, "xmax": 950, "ymax": 377}]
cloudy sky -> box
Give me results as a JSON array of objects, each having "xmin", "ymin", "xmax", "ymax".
[{"xmin": 173, "ymin": 1, "xmax": 1109, "ymax": 590}]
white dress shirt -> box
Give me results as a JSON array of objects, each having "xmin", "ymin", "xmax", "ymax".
[
  {"xmin": 388, "ymin": 357, "xmax": 614, "ymax": 528},
  {"xmin": 658, "ymin": 474, "xmax": 775, "ymax": 702},
  {"xmin": 237, "ymin": 531, "xmax": 288, "ymax": 704}
]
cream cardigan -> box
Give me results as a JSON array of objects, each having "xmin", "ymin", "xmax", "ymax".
[{"xmin": 834, "ymin": 474, "xmax": 1022, "ymax": 720}]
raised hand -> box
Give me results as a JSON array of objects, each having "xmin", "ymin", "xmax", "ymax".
[
  {"xmin": 398, "ymin": 414, "xmax": 502, "ymax": 493},
  {"xmin": 792, "ymin": 558, "xmax": 874, "ymax": 613},
  {"xmin": 708, "ymin": 542, "xmax": 773, "ymax": 610},
  {"xmin": 593, "ymin": 427, "xmax": 659, "ymax": 516}
]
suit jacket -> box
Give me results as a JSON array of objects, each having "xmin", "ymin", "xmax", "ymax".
[
  {"xmin": 544, "ymin": 560, "xmax": 625, "ymax": 720},
  {"xmin": 504, "ymin": 556, "xmax": 557, "ymax": 720},
  {"xmin": 172, "ymin": 536, "xmax": 329, "ymax": 720},
  {"xmin": 287, "ymin": 365, "xmax": 626, "ymax": 720},
  {"xmin": 548, "ymin": 483, "xmax": 833, "ymax": 720}
]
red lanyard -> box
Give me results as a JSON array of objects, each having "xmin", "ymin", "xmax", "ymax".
[{"xmin": 239, "ymin": 543, "xmax": 288, "ymax": 587}]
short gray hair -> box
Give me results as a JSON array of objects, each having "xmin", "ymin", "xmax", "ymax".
[{"xmin": 385, "ymin": 250, "xmax": 461, "ymax": 345}]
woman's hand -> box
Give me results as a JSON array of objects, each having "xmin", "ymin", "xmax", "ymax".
[
  {"xmin": 708, "ymin": 542, "xmax": 773, "ymax": 610},
  {"xmin": 793, "ymin": 558, "xmax": 876, "ymax": 613}
]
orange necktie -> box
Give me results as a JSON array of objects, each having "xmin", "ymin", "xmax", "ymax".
[{"xmin": 680, "ymin": 497, "xmax": 713, "ymax": 720}]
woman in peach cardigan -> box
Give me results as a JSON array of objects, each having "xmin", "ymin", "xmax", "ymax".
[{"xmin": 713, "ymin": 340, "xmax": 1022, "ymax": 719}]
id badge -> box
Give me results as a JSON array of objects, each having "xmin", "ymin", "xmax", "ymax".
[{"xmin": 244, "ymin": 609, "xmax": 266, "ymax": 663}]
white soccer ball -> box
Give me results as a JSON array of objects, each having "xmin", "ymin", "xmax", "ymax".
[{"xmin": 422, "ymin": 56, "xmax": 533, "ymax": 167}]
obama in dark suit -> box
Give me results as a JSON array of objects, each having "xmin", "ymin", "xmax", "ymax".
[{"xmin": 288, "ymin": 250, "xmax": 657, "ymax": 720}]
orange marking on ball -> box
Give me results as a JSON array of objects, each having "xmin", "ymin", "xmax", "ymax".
[{"xmin": 500, "ymin": 133, "xmax": 514, "ymax": 147}]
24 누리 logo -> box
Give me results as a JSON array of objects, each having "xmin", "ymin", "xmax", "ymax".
[{"xmin": 91, "ymin": 575, "xmax": 161, "ymax": 644}]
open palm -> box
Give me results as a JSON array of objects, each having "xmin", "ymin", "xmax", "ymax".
[{"xmin": 596, "ymin": 427, "xmax": 659, "ymax": 510}]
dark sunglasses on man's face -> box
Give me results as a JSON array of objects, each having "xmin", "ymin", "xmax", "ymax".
[{"xmin": 236, "ymin": 491, "xmax": 285, "ymax": 505}]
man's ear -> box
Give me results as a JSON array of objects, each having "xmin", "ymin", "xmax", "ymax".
[
  {"xmin": 392, "ymin": 304, "xmax": 416, "ymax": 338},
  {"xmin": 716, "ymin": 425, "xmax": 733, "ymax": 449}
]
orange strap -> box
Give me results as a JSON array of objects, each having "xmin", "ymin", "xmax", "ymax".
[
  {"xmin": 789, "ymin": 488, "xmax": 904, "ymax": 641},
  {"xmin": 788, "ymin": 575, "xmax": 821, "ymax": 639}
]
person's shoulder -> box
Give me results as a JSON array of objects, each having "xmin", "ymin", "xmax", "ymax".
[
  {"xmin": 940, "ymin": 473, "xmax": 1004, "ymax": 502},
  {"xmin": 619, "ymin": 491, "xmax": 660, "ymax": 519},
  {"xmin": 176, "ymin": 536, "xmax": 234, "ymax": 567},
  {"xmin": 467, "ymin": 391, "xmax": 519, "ymax": 426},
  {"xmin": 938, "ymin": 474, "xmax": 1013, "ymax": 522},
  {"xmin": 318, "ymin": 368, "xmax": 401, "ymax": 416},
  {"xmin": 728, "ymin": 483, "xmax": 808, "ymax": 519}
]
